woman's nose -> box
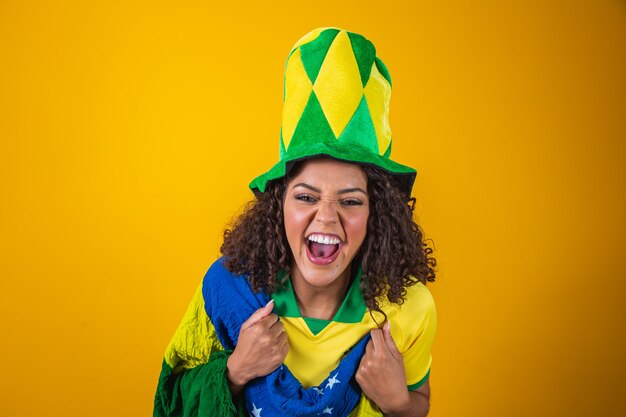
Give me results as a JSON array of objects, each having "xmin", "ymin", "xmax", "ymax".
[{"xmin": 315, "ymin": 201, "xmax": 339, "ymax": 224}]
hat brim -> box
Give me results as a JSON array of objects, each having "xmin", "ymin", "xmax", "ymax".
[{"xmin": 249, "ymin": 142, "xmax": 416, "ymax": 196}]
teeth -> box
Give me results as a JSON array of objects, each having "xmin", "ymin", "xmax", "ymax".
[{"xmin": 307, "ymin": 234, "xmax": 341, "ymax": 245}]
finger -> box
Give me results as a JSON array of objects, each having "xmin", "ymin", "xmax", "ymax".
[
  {"xmin": 382, "ymin": 321, "xmax": 402, "ymax": 358},
  {"xmin": 241, "ymin": 299, "xmax": 274, "ymax": 331},
  {"xmin": 370, "ymin": 328, "xmax": 386, "ymax": 352},
  {"xmin": 277, "ymin": 329, "xmax": 288, "ymax": 348},
  {"xmin": 268, "ymin": 320, "xmax": 285, "ymax": 337},
  {"xmin": 258, "ymin": 312, "xmax": 279, "ymax": 328}
]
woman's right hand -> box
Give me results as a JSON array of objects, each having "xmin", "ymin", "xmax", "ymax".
[{"xmin": 226, "ymin": 300, "xmax": 289, "ymax": 394}]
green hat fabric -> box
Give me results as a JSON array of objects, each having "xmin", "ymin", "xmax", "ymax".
[{"xmin": 249, "ymin": 27, "xmax": 417, "ymax": 195}]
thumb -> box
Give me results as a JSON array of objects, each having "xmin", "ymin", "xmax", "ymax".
[
  {"xmin": 383, "ymin": 322, "xmax": 401, "ymax": 357},
  {"xmin": 241, "ymin": 299, "xmax": 274, "ymax": 331}
]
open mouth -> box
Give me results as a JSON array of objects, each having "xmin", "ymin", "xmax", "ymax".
[{"xmin": 305, "ymin": 234, "xmax": 342, "ymax": 265}]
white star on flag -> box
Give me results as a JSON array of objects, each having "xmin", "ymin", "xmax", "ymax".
[
  {"xmin": 325, "ymin": 373, "xmax": 340, "ymax": 389},
  {"xmin": 313, "ymin": 387, "xmax": 324, "ymax": 395},
  {"xmin": 323, "ymin": 407, "xmax": 333, "ymax": 414},
  {"xmin": 250, "ymin": 402, "xmax": 262, "ymax": 417}
]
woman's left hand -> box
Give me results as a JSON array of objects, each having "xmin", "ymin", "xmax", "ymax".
[{"xmin": 355, "ymin": 322, "xmax": 412, "ymax": 415}]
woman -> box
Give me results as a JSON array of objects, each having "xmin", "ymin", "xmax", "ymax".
[{"xmin": 154, "ymin": 27, "xmax": 437, "ymax": 417}]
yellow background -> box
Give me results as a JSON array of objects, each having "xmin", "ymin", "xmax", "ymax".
[{"xmin": 1, "ymin": 1, "xmax": 625, "ymax": 416}]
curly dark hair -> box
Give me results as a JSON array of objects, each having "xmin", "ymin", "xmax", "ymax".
[{"xmin": 220, "ymin": 158, "xmax": 436, "ymax": 314}]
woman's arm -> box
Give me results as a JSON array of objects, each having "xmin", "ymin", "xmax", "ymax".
[{"xmin": 383, "ymin": 379, "xmax": 430, "ymax": 417}]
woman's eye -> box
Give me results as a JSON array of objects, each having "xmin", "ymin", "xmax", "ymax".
[
  {"xmin": 295, "ymin": 194, "xmax": 316, "ymax": 202},
  {"xmin": 341, "ymin": 199, "xmax": 363, "ymax": 206}
]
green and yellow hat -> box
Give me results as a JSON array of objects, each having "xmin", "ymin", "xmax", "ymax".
[{"xmin": 249, "ymin": 27, "xmax": 417, "ymax": 195}]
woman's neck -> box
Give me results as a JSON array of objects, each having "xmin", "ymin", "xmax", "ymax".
[{"xmin": 289, "ymin": 266, "xmax": 352, "ymax": 321}]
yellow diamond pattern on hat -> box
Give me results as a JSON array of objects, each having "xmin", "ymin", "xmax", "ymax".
[
  {"xmin": 282, "ymin": 47, "xmax": 313, "ymax": 151},
  {"xmin": 312, "ymin": 31, "xmax": 364, "ymax": 140},
  {"xmin": 363, "ymin": 61, "xmax": 392, "ymax": 156}
]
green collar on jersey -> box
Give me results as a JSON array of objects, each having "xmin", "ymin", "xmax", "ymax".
[{"xmin": 272, "ymin": 267, "xmax": 367, "ymax": 327}]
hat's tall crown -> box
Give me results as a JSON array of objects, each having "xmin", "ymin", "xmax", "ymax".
[
  {"xmin": 250, "ymin": 27, "xmax": 416, "ymax": 195},
  {"xmin": 281, "ymin": 27, "xmax": 392, "ymax": 158}
]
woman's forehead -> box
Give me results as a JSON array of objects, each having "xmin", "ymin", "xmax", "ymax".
[{"xmin": 288, "ymin": 158, "xmax": 367, "ymax": 188}]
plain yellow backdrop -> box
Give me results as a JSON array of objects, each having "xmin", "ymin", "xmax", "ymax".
[{"xmin": 1, "ymin": 1, "xmax": 625, "ymax": 416}]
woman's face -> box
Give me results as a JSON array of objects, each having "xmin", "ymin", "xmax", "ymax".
[{"xmin": 283, "ymin": 158, "xmax": 369, "ymax": 288}]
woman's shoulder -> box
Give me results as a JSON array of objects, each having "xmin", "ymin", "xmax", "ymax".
[
  {"xmin": 202, "ymin": 257, "xmax": 244, "ymax": 287},
  {"xmin": 201, "ymin": 258, "xmax": 244, "ymax": 305},
  {"xmin": 201, "ymin": 257, "xmax": 269, "ymax": 315},
  {"xmin": 380, "ymin": 281, "xmax": 437, "ymax": 351},
  {"xmin": 379, "ymin": 281, "xmax": 436, "ymax": 338},
  {"xmin": 385, "ymin": 281, "xmax": 436, "ymax": 316},
  {"xmin": 406, "ymin": 281, "xmax": 436, "ymax": 308},
  {"xmin": 203, "ymin": 256, "xmax": 228, "ymax": 277}
]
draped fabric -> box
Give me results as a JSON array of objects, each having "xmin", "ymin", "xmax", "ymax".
[
  {"xmin": 203, "ymin": 259, "xmax": 369, "ymax": 417},
  {"xmin": 154, "ymin": 257, "xmax": 436, "ymax": 417}
]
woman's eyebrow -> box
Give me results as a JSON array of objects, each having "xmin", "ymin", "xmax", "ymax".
[
  {"xmin": 292, "ymin": 183, "xmax": 321, "ymax": 193},
  {"xmin": 337, "ymin": 187, "xmax": 367, "ymax": 195},
  {"xmin": 292, "ymin": 183, "xmax": 367, "ymax": 195}
]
